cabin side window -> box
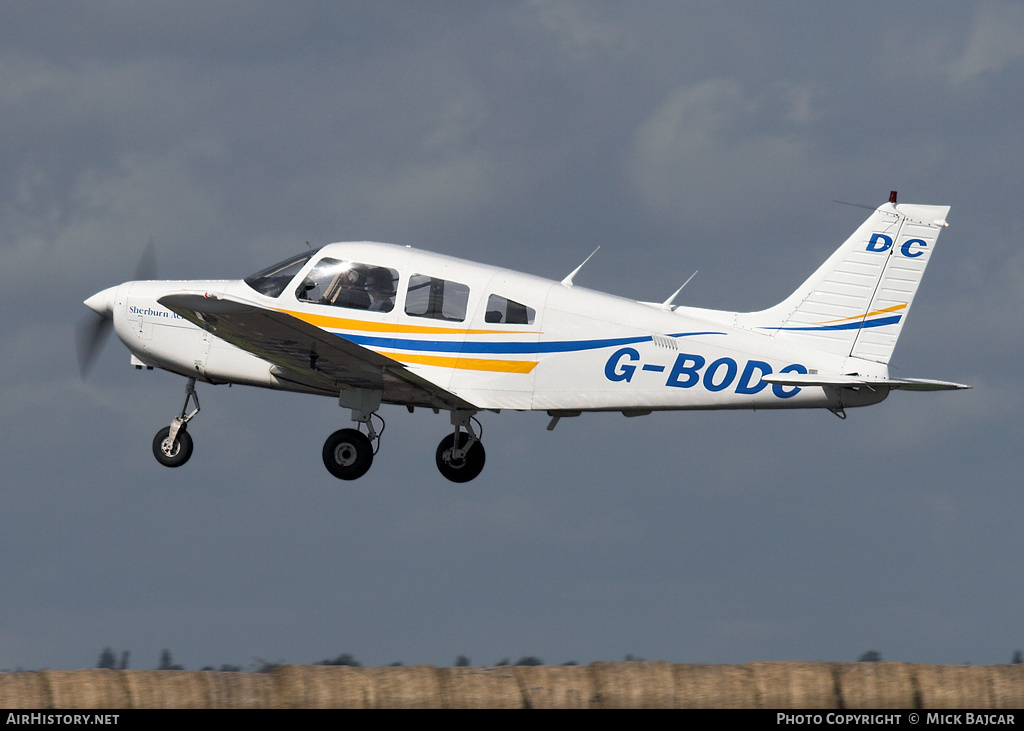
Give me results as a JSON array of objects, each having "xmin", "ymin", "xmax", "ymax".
[
  {"xmin": 295, "ymin": 258, "xmax": 398, "ymax": 313},
  {"xmin": 404, "ymin": 274, "xmax": 470, "ymax": 322},
  {"xmin": 484, "ymin": 294, "xmax": 535, "ymax": 325}
]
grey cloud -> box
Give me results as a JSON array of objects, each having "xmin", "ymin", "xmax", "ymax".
[{"xmin": 948, "ymin": 1, "xmax": 1024, "ymax": 84}]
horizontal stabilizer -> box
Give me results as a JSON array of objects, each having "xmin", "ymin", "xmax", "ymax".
[{"xmin": 760, "ymin": 373, "xmax": 970, "ymax": 391}]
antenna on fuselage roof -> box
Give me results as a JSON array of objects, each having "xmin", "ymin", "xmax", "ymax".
[
  {"xmin": 561, "ymin": 247, "xmax": 600, "ymax": 288},
  {"xmin": 661, "ymin": 270, "xmax": 698, "ymax": 310}
]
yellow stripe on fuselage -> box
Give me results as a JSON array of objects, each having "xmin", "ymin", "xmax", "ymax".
[
  {"xmin": 275, "ymin": 308, "xmax": 540, "ymax": 373},
  {"xmin": 278, "ymin": 308, "xmax": 535, "ymax": 336},
  {"xmin": 376, "ymin": 351, "xmax": 538, "ymax": 374}
]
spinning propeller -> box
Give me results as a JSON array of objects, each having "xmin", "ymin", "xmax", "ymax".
[{"xmin": 76, "ymin": 238, "xmax": 157, "ymax": 376}]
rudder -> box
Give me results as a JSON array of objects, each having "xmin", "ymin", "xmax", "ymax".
[{"xmin": 740, "ymin": 196, "xmax": 950, "ymax": 364}]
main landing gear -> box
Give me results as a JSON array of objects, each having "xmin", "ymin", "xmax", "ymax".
[
  {"xmin": 151, "ymin": 380, "xmax": 487, "ymax": 482},
  {"xmin": 321, "ymin": 391, "xmax": 486, "ymax": 483},
  {"xmin": 152, "ymin": 377, "xmax": 199, "ymax": 468},
  {"xmin": 322, "ymin": 413, "xmax": 382, "ymax": 481},
  {"xmin": 435, "ymin": 412, "xmax": 485, "ymax": 483},
  {"xmin": 321, "ymin": 388, "xmax": 383, "ymax": 480}
]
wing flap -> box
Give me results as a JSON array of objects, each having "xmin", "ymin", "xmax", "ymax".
[{"xmin": 158, "ymin": 292, "xmax": 477, "ymax": 409}]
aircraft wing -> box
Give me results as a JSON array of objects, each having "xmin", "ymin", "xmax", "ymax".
[
  {"xmin": 760, "ymin": 373, "xmax": 971, "ymax": 391},
  {"xmin": 158, "ymin": 292, "xmax": 478, "ymax": 410}
]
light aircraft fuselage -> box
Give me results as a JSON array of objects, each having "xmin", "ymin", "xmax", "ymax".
[{"xmin": 82, "ymin": 195, "xmax": 968, "ymax": 482}]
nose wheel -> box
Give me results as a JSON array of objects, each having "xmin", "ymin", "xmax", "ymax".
[
  {"xmin": 152, "ymin": 425, "xmax": 193, "ymax": 467},
  {"xmin": 153, "ymin": 377, "xmax": 199, "ymax": 468}
]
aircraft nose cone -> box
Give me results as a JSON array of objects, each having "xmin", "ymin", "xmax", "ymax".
[{"xmin": 84, "ymin": 286, "xmax": 118, "ymax": 319}]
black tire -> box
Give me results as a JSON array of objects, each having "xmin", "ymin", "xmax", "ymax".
[
  {"xmin": 435, "ymin": 432, "xmax": 486, "ymax": 483},
  {"xmin": 152, "ymin": 426, "xmax": 193, "ymax": 468},
  {"xmin": 322, "ymin": 428, "xmax": 373, "ymax": 480}
]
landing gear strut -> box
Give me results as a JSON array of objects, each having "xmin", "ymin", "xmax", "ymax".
[
  {"xmin": 436, "ymin": 411, "xmax": 485, "ymax": 483},
  {"xmin": 153, "ymin": 377, "xmax": 199, "ymax": 468},
  {"xmin": 322, "ymin": 415, "xmax": 381, "ymax": 480},
  {"xmin": 323, "ymin": 388, "xmax": 383, "ymax": 480}
]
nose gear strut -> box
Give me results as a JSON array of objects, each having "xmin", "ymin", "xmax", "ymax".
[{"xmin": 152, "ymin": 377, "xmax": 200, "ymax": 468}]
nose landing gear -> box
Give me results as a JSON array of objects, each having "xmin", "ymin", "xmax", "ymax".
[
  {"xmin": 152, "ymin": 377, "xmax": 200, "ymax": 468},
  {"xmin": 153, "ymin": 425, "xmax": 193, "ymax": 467}
]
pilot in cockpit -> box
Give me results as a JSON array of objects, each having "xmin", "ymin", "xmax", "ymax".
[
  {"xmin": 364, "ymin": 267, "xmax": 396, "ymax": 312},
  {"xmin": 330, "ymin": 266, "xmax": 370, "ymax": 309}
]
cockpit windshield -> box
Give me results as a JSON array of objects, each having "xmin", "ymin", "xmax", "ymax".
[{"xmin": 244, "ymin": 249, "xmax": 319, "ymax": 297}]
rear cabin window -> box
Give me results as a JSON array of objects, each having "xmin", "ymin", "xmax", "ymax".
[
  {"xmin": 404, "ymin": 274, "xmax": 470, "ymax": 322},
  {"xmin": 484, "ymin": 294, "xmax": 535, "ymax": 324},
  {"xmin": 296, "ymin": 258, "xmax": 398, "ymax": 313}
]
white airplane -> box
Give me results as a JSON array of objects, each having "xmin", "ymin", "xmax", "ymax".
[{"xmin": 80, "ymin": 192, "xmax": 968, "ymax": 482}]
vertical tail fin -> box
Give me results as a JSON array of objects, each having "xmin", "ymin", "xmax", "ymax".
[{"xmin": 740, "ymin": 197, "xmax": 950, "ymax": 364}]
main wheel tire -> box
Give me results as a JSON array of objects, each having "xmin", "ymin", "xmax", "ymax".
[
  {"xmin": 152, "ymin": 426, "xmax": 194, "ymax": 468},
  {"xmin": 322, "ymin": 428, "xmax": 373, "ymax": 480},
  {"xmin": 435, "ymin": 433, "xmax": 486, "ymax": 483}
]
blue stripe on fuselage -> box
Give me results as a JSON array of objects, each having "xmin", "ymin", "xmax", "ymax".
[
  {"xmin": 762, "ymin": 315, "xmax": 902, "ymax": 333},
  {"xmin": 335, "ymin": 331, "xmax": 725, "ymax": 355}
]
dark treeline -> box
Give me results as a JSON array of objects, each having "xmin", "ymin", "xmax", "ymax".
[
  {"xmin": 4, "ymin": 647, "xmax": 1021, "ymax": 673},
  {"xmin": 91, "ymin": 648, "xmax": 575, "ymax": 672},
  {"xmin": 79, "ymin": 648, "xmax": 1024, "ymax": 672}
]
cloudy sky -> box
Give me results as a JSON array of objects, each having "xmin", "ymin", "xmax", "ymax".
[{"xmin": 2, "ymin": 1, "xmax": 1022, "ymax": 671}]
